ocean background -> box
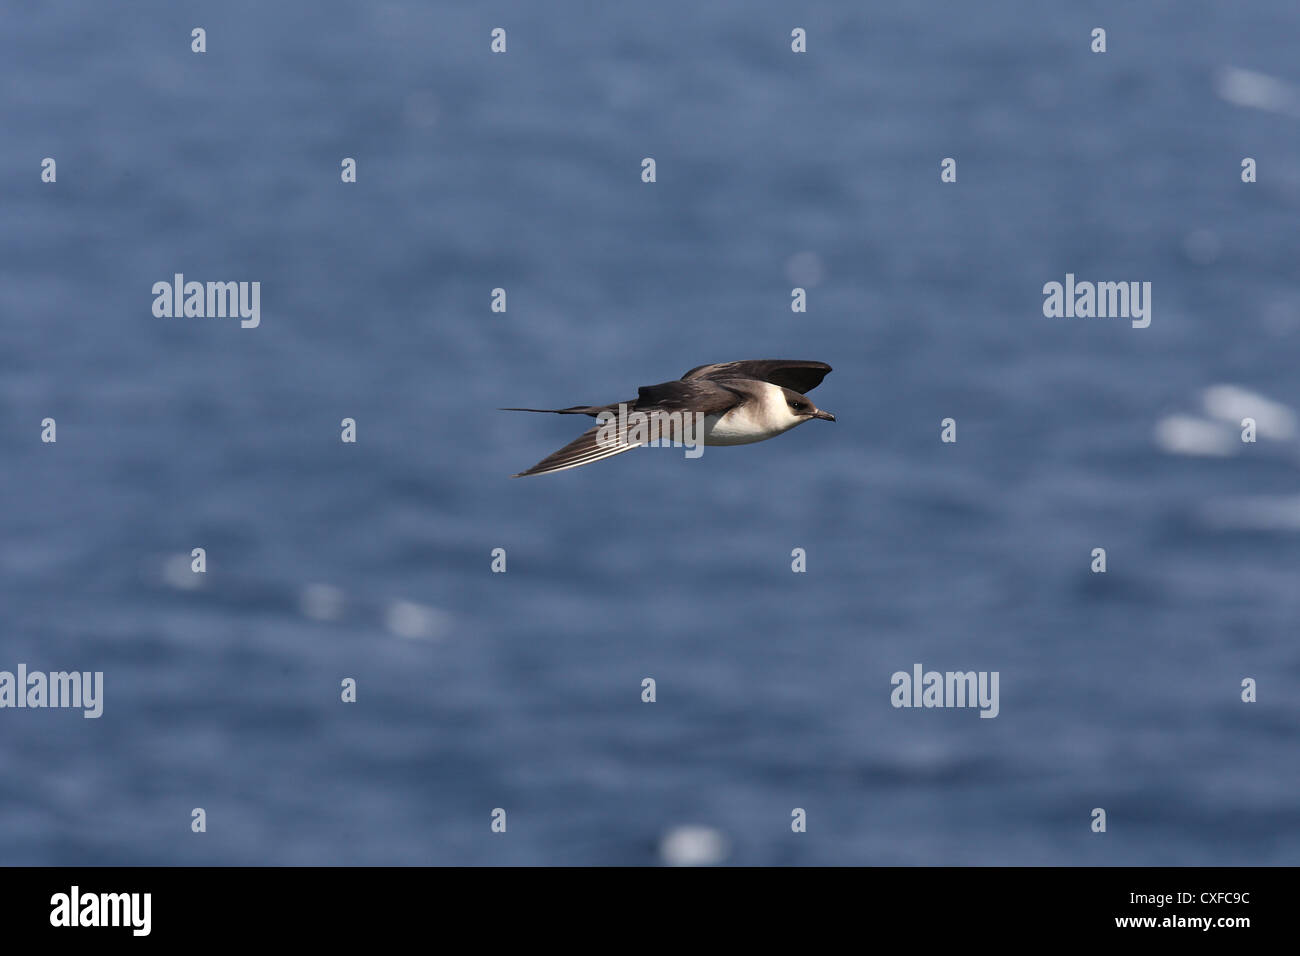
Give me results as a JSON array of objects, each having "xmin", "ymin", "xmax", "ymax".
[{"xmin": 1, "ymin": 0, "xmax": 1298, "ymax": 865}]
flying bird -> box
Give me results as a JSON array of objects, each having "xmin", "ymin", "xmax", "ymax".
[{"xmin": 504, "ymin": 359, "xmax": 835, "ymax": 477}]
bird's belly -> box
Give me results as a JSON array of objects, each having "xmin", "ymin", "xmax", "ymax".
[{"xmin": 702, "ymin": 410, "xmax": 789, "ymax": 445}]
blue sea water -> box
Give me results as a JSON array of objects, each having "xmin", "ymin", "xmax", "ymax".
[{"xmin": 1, "ymin": 0, "xmax": 1298, "ymax": 865}]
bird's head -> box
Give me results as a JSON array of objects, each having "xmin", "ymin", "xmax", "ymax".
[{"xmin": 780, "ymin": 387, "xmax": 836, "ymax": 423}]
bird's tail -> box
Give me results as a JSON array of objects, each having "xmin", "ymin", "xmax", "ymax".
[{"xmin": 500, "ymin": 403, "xmax": 623, "ymax": 417}]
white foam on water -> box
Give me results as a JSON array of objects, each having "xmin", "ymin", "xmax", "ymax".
[{"xmin": 659, "ymin": 825, "xmax": 730, "ymax": 866}]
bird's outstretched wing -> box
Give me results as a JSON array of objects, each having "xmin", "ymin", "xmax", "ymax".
[
  {"xmin": 512, "ymin": 381, "xmax": 742, "ymax": 477},
  {"xmin": 512, "ymin": 425, "xmax": 644, "ymax": 477},
  {"xmin": 680, "ymin": 359, "xmax": 832, "ymax": 393}
]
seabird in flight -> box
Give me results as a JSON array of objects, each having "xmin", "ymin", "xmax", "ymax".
[{"xmin": 504, "ymin": 359, "xmax": 835, "ymax": 477}]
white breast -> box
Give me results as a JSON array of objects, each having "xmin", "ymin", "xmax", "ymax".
[{"xmin": 702, "ymin": 383, "xmax": 801, "ymax": 445}]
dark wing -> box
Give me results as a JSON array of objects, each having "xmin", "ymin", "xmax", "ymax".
[
  {"xmin": 512, "ymin": 381, "xmax": 740, "ymax": 478},
  {"xmin": 680, "ymin": 359, "xmax": 832, "ymax": 393},
  {"xmin": 512, "ymin": 425, "xmax": 643, "ymax": 477},
  {"xmin": 634, "ymin": 378, "xmax": 746, "ymax": 414}
]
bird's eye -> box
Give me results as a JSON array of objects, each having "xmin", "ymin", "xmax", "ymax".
[{"xmin": 791, "ymin": 402, "xmax": 803, "ymax": 410}]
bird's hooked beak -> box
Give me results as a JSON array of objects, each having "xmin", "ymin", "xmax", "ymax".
[{"xmin": 812, "ymin": 409, "xmax": 836, "ymax": 422}]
